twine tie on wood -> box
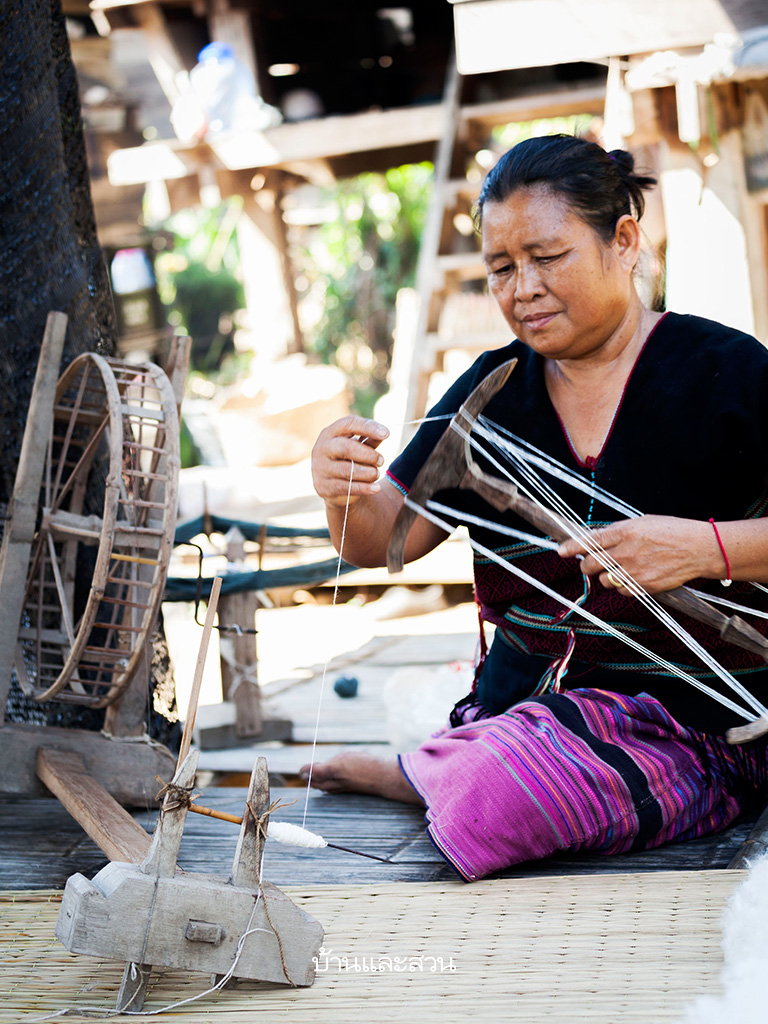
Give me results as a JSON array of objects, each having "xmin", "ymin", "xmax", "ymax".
[
  {"xmin": 218, "ymin": 645, "xmax": 259, "ymax": 696},
  {"xmin": 154, "ymin": 776, "xmax": 200, "ymax": 813}
]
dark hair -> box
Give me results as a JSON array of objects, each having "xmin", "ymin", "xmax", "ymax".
[{"xmin": 475, "ymin": 134, "xmax": 657, "ymax": 240}]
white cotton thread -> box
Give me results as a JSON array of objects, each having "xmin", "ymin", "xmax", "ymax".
[
  {"xmin": 301, "ymin": 455, "xmax": 356, "ymax": 828},
  {"xmin": 427, "ymin": 499, "xmax": 561, "ymax": 551},
  {"xmin": 25, "ymin": 902, "xmax": 264, "ymax": 1021},
  {"xmin": 404, "ymin": 413, "xmax": 453, "ymax": 426},
  {"xmin": 267, "ymin": 821, "xmax": 328, "ymax": 848},
  {"xmin": 473, "ymin": 415, "xmax": 643, "ymax": 519},
  {"xmin": 686, "ymin": 588, "xmax": 768, "ymax": 620},
  {"xmin": 408, "ymin": 498, "xmax": 758, "ymax": 721},
  {"xmin": 450, "ymin": 417, "xmax": 768, "ymax": 719}
]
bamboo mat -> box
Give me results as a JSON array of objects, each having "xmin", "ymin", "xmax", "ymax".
[{"xmin": 0, "ymin": 870, "xmax": 741, "ymax": 1023}]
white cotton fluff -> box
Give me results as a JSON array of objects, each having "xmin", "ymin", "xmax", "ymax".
[
  {"xmin": 266, "ymin": 821, "xmax": 327, "ymax": 848},
  {"xmin": 679, "ymin": 854, "xmax": 768, "ymax": 1023},
  {"xmin": 383, "ymin": 662, "xmax": 474, "ymax": 750}
]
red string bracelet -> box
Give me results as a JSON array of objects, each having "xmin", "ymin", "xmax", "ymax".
[{"xmin": 708, "ymin": 518, "xmax": 732, "ymax": 587}]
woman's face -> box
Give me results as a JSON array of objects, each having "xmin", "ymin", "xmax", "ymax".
[{"xmin": 481, "ymin": 186, "xmax": 638, "ymax": 362}]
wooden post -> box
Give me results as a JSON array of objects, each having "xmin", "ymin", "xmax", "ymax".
[
  {"xmin": 208, "ymin": 0, "xmax": 259, "ymax": 88},
  {"xmin": 231, "ymin": 755, "xmax": 269, "ymax": 887},
  {"xmin": 103, "ymin": 644, "xmax": 152, "ymax": 739},
  {"xmin": 166, "ymin": 333, "xmax": 191, "ymax": 419},
  {"xmin": 274, "ymin": 172, "xmax": 305, "ymax": 355},
  {"xmin": 194, "ymin": 528, "xmax": 292, "ymax": 749},
  {"xmin": 117, "ymin": 749, "xmax": 199, "ymax": 1013},
  {"xmin": 218, "ymin": 526, "xmax": 263, "ymax": 738},
  {"xmin": 131, "ymin": 1, "xmax": 187, "ymax": 107},
  {"xmin": 0, "ymin": 312, "xmax": 68, "ymax": 722}
]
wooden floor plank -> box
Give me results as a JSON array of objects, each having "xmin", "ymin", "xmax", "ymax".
[{"xmin": 0, "ymin": 785, "xmax": 758, "ymax": 890}]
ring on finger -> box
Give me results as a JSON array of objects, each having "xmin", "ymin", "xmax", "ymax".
[{"xmin": 606, "ymin": 570, "xmax": 621, "ymax": 588}]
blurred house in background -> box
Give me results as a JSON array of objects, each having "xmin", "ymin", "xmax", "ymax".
[{"xmin": 63, "ymin": 0, "xmax": 768, "ymax": 437}]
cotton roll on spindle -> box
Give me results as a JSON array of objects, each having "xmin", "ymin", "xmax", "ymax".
[{"xmin": 267, "ymin": 821, "xmax": 328, "ymax": 848}]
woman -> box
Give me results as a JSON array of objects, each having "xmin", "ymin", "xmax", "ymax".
[{"xmin": 306, "ymin": 134, "xmax": 768, "ymax": 880}]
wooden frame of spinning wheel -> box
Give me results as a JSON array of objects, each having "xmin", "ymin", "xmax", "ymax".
[
  {"xmin": 16, "ymin": 352, "xmax": 180, "ymax": 708},
  {"xmin": 0, "ymin": 314, "xmax": 185, "ymax": 802}
]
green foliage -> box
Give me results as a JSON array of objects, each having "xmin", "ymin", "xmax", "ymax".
[
  {"xmin": 179, "ymin": 417, "xmax": 202, "ymax": 470},
  {"xmin": 492, "ymin": 115, "xmax": 595, "ymax": 148},
  {"xmin": 171, "ymin": 260, "xmax": 244, "ymax": 372},
  {"xmin": 154, "ymin": 201, "xmax": 245, "ymax": 375},
  {"xmin": 295, "ymin": 162, "xmax": 432, "ymax": 417}
]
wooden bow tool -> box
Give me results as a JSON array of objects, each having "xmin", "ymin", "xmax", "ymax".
[{"xmin": 385, "ymin": 358, "xmax": 768, "ymax": 742}]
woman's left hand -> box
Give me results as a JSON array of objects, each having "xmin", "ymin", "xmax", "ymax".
[{"xmin": 557, "ymin": 515, "xmax": 720, "ymax": 594}]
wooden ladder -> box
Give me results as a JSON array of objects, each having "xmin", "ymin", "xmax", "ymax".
[{"xmin": 392, "ymin": 59, "xmax": 511, "ymax": 450}]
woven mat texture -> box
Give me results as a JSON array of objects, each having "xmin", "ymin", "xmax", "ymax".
[{"xmin": 0, "ymin": 870, "xmax": 741, "ymax": 1023}]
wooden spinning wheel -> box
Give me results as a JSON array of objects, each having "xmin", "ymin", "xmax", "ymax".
[{"xmin": 14, "ymin": 353, "xmax": 180, "ymax": 708}]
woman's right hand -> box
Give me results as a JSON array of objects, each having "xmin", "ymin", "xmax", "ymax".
[{"xmin": 311, "ymin": 416, "xmax": 390, "ymax": 508}]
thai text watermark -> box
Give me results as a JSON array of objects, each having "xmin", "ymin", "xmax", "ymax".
[{"xmin": 313, "ymin": 947, "xmax": 457, "ymax": 973}]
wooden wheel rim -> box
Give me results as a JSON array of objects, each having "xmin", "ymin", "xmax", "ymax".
[{"xmin": 16, "ymin": 354, "xmax": 180, "ymax": 708}]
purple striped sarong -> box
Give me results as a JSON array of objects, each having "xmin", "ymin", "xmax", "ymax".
[{"xmin": 399, "ymin": 688, "xmax": 766, "ymax": 881}]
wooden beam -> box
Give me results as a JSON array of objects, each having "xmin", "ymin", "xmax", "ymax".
[
  {"xmin": 208, "ymin": 82, "xmax": 607, "ymax": 172},
  {"xmin": 208, "ymin": 0, "xmax": 259, "ymax": 88},
  {"xmin": 107, "ymin": 81, "xmax": 607, "ymax": 187},
  {"xmin": 451, "ymin": 0, "xmax": 736, "ymax": 76},
  {"xmin": 132, "ymin": 1, "xmax": 188, "ymax": 106},
  {"xmin": 36, "ymin": 749, "xmax": 152, "ymax": 863},
  {"xmin": 0, "ymin": 722, "xmax": 175, "ymax": 804},
  {"xmin": 459, "ymin": 84, "xmax": 607, "ymax": 129}
]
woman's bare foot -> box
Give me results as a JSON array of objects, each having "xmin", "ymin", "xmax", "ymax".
[{"xmin": 299, "ymin": 752, "xmax": 424, "ymax": 806}]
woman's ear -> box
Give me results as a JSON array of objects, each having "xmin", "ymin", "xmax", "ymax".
[{"xmin": 614, "ymin": 214, "xmax": 641, "ymax": 270}]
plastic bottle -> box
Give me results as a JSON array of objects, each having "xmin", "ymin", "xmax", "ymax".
[{"xmin": 188, "ymin": 42, "xmax": 280, "ymax": 134}]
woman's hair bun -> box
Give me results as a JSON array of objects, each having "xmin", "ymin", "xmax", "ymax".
[
  {"xmin": 477, "ymin": 135, "xmax": 657, "ymax": 237},
  {"xmin": 608, "ymin": 149, "xmax": 634, "ymax": 172}
]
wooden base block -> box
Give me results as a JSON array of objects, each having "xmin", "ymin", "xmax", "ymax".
[
  {"xmin": 196, "ymin": 719, "xmax": 294, "ymax": 750},
  {"xmin": 0, "ymin": 722, "xmax": 176, "ymax": 806},
  {"xmin": 193, "ymin": 702, "xmax": 293, "ymax": 750},
  {"xmin": 56, "ymin": 863, "xmax": 323, "ymax": 986}
]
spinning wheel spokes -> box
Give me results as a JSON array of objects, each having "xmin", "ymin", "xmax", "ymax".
[{"xmin": 15, "ymin": 354, "xmax": 180, "ymax": 708}]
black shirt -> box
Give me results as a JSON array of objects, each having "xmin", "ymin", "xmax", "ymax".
[{"xmin": 387, "ymin": 312, "xmax": 768, "ymax": 734}]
